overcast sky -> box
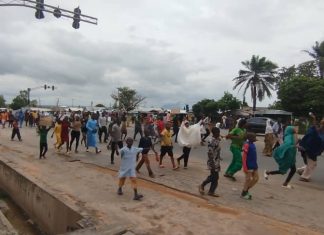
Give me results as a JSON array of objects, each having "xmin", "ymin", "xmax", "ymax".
[{"xmin": 0, "ymin": 0, "xmax": 323, "ymax": 108}]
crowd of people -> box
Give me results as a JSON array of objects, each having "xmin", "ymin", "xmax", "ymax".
[{"xmin": 1, "ymin": 109, "xmax": 324, "ymax": 201}]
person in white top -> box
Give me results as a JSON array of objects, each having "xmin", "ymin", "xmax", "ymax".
[{"xmin": 98, "ymin": 113, "xmax": 108, "ymax": 143}]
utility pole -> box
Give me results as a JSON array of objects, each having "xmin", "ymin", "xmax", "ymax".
[{"xmin": 0, "ymin": 0, "xmax": 97, "ymax": 28}]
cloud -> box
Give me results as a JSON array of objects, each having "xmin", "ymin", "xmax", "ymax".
[{"xmin": 1, "ymin": 0, "xmax": 324, "ymax": 109}]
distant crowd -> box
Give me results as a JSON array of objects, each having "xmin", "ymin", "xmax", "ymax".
[{"xmin": 1, "ymin": 109, "xmax": 323, "ymax": 201}]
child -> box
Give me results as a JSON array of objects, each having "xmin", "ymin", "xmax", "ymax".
[
  {"xmin": 199, "ymin": 127, "xmax": 221, "ymax": 197},
  {"xmin": 11, "ymin": 119, "xmax": 22, "ymax": 141},
  {"xmin": 117, "ymin": 137, "xmax": 144, "ymax": 200},
  {"xmin": 241, "ymin": 132, "xmax": 259, "ymax": 200},
  {"xmin": 38, "ymin": 125, "xmax": 52, "ymax": 159},
  {"xmin": 136, "ymin": 130, "xmax": 159, "ymax": 178}
]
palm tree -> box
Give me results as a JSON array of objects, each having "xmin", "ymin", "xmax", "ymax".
[
  {"xmin": 303, "ymin": 41, "xmax": 324, "ymax": 79},
  {"xmin": 233, "ymin": 55, "xmax": 278, "ymax": 111}
]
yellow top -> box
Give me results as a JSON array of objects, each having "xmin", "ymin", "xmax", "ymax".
[{"xmin": 160, "ymin": 129, "xmax": 172, "ymax": 146}]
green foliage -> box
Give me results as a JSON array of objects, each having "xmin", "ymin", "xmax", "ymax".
[
  {"xmin": 111, "ymin": 87, "xmax": 145, "ymax": 112},
  {"xmin": 192, "ymin": 99, "xmax": 218, "ymax": 118},
  {"xmin": 10, "ymin": 90, "xmax": 28, "ymax": 110},
  {"xmin": 95, "ymin": 104, "xmax": 105, "ymax": 107},
  {"xmin": 268, "ymin": 101, "xmax": 283, "ymax": 110},
  {"xmin": 0, "ymin": 95, "xmax": 6, "ymax": 107},
  {"xmin": 233, "ymin": 55, "xmax": 278, "ymax": 111},
  {"xmin": 303, "ymin": 41, "xmax": 324, "ymax": 78},
  {"xmin": 277, "ymin": 77, "xmax": 324, "ymax": 117},
  {"xmin": 192, "ymin": 92, "xmax": 241, "ymax": 118},
  {"xmin": 217, "ymin": 92, "xmax": 241, "ymax": 111}
]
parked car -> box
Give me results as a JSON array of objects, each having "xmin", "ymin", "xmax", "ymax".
[{"xmin": 246, "ymin": 117, "xmax": 276, "ymax": 134}]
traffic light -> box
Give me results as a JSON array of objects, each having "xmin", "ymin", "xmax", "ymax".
[
  {"xmin": 52, "ymin": 86, "xmax": 55, "ymax": 91},
  {"xmin": 35, "ymin": 0, "xmax": 45, "ymax": 19},
  {"xmin": 72, "ymin": 7, "xmax": 81, "ymax": 29},
  {"xmin": 53, "ymin": 7, "xmax": 62, "ymax": 18},
  {"xmin": 186, "ymin": 104, "xmax": 189, "ymax": 112},
  {"xmin": 44, "ymin": 84, "xmax": 47, "ymax": 90}
]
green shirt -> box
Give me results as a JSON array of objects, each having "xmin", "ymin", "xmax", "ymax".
[
  {"xmin": 39, "ymin": 128, "xmax": 50, "ymax": 144},
  {"xmin": 230, "ymin": 127, "xmax": 246, "ymax": 148}
]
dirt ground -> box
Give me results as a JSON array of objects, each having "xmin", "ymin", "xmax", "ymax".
[{"xmin": 0, "ymin": 126, "xmax": 323, "ymax": 235}]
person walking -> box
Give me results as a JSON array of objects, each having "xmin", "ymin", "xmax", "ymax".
[
  {"xmin": 117, "ymin": 137, "xmax": 144, "ymax": 200},
  {"xmin": 264, "ymin": 126, "xmax": 298, "ymax": 189},
  {"xmin": 133, "ymin": 115, "xmax": 143, "ymax": 140},
  {"xmin": 98, "ymin": 112, "xmax": 108, "ymax": 143},
  {"xmin": 224, "ymin": 119, "xmax": 247, "ymax": 181},
  {"xmin": 263, "ymin": 119, "xmax": 274, "ymax": 157},
  {"xmin": 51, "ymin": 119, "xmax": 62, "ymax": 149},
  {"xmin": 86, "ymin": 113, "xmax": 101, "ymax": 154},
  {"xmin": 297, "ymin": 114, "xmax": 324, "ymax": 182},
  {"xmin": 136, "ymin": 130, "xmax": 159, "ymax": 178},
  {"xmin": 38, "ymin": 125, "xmax": 52, "ymax": 159},
  {"xmin": 176, "ymin": 120, "xmax": 192, "ymax": 169},
  {"xmin": 69, "ymin": 116, "xmax": 82, "ymax": 153},
  {"xmin": 199, "ymin": 127, "xmax": 221, "ymax": 197},
  {"xmin": 11, "ymin": 119, "xmax": 22, "ymax": 141},
  {"xmin": 57, "ymin": 116, "xmax": 71, "ymax": 154},
  {"xmin": 110, "ymin": 119, "xmax": 123, "ymax": 164},
  {"xmin": 159, "ymin": 122, "xmax": 177, "ymax": 169}
]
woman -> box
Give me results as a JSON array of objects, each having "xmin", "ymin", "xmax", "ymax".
[
  {"xmin": 86, "ymin": 113, "xmax": 101, "ymax": 153},
  {"xmin": 264, "ymin": 126, "xmax": 298, "ymax": 188},
  {"xmin": 263, "ymin": 119, "xmax": 274, "ymax": 157}
]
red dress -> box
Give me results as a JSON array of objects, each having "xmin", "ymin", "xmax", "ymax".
[{"xmin": 61, "ymin": 121, "xmax": 70, "ymax": 142}]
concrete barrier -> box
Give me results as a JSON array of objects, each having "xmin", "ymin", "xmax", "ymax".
[{"xmin": 0, "ymin": 160, "xmax": 83, "ymax": 235}]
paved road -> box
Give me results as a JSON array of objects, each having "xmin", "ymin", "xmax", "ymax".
[{"xmin": 1, "ymin": 124, "xmax": 324, "ymax": 234}]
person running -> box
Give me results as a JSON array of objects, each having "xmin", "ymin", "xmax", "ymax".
[
  {"xmin": 199, "ymin": 127, "xmax": 221, "ymax": 197},
  {"xmin": 38, "ymin": 125, "xmax": 52, "ymax": 159},
  {"xmin": 86, "ymin": 113, "xmax": 101, "ymax": 154},
  {"xmin": 224, "ymin": 119, "xmax": 247, "ymax": 181},
  {"xmin": 241, "ymin": 132, "xmax": 259, "ymax": 200},
  {"xmin": 117, "ymin": 137, "xmax": 144, "ymax": 201},
  {"xmin": 11, "ymin": 119, "xmax": 22, "ymax": 141},
  {"xmin": 297, "ymin": 113, "xmax": 324, "ymax": 182},
  {"xmin": 136, "ymin": 130, "xmax": 159, "ymax": 178},
  {"xmin": 264, "ymin": 126, "xmax": 298, "ymax": 189},
  {"xmin": 159, "ymin": 122, "xmax": 177, "ymax": 169},
  {"xmin": 69, "ymin": 116, "xmax": 82, "ymax": 153}
]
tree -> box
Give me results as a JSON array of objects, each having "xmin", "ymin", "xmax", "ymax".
[
  {"xmin": 10, "ymin": 90, "xmax": 29, "ymax": 110},
  {"xmin": 233, "ymin": 55, "xmax": 278, "ymax": 111},
  {"xmin": 192, "ymin": 99, "xmax": 219, "ymax": 119},
  {"xmin": 95, "ymin": 104, "xmax": 105, "ymax": 107},
  {"xmin": 111, "ymin": 87, "xmax": 145, "ymax": 112},
  {"xmin": 217, "ymin": 92, "xmax": 241, "ymax": 111},
  {"xmin": 303, "ymin": 41, "xmax": 324, "ymax": 78},
  {"xmin": 0, "ymin": 95, "xmax": 6, "ymax": 107},
  {"xmin": 277, "ymin": 77, "xmax": 324, "ymax": 117}
]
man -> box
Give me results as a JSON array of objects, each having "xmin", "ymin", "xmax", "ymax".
[
  {"xmin": 159, "ymin": 122, "xmax": 177, "ymax": 169},
  {"xmin": 110, "ymin": 119, "xmax": 123, "ymax": 164},
  {"xmin": 133, "ymin": 114, "xmax": 143, "ymax": 140},
  {"xmin": 98, "ymin": 112, "xmax": 108, "ymax": 143}
]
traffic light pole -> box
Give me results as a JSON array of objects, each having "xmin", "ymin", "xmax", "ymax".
[
  {"xmin": 0, "ymin": 0, "xmax": 97, "ymax": 26},
  {"xmin": 27, "ymin": 84, "xmax": 56, "ymax": 106}
]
